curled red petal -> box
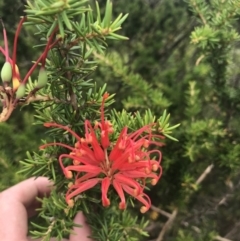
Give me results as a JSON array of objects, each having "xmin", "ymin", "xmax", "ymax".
[
  {"xmin": 44, "ymin": 122, "xmax": 82, "ymax": 142},
  {"xmin": 75, "ymin": 172, "xmax": 100, "ymax": 184},
  {"xmin": 65, "ymin": 164, "xmax": 102, "ymax": 174},
  {"xmin": 40, "ymin": 142, "xmax": 75, "ymax": 151},
  {"xmin": 122, "ymin": 184, "xmax": 151, "ymax": 213},
  {"xmin": 75, "ymin": 144, "xmax": 101, "ymax": 165},
  {"xmin": 114, "ymin": 173, "xmax": 142, "ymax": 192},
  {"xmin": 117, "ymin": 161, "xmax": 154, "ymax": 172},
  {"xmin": 127, "ymin": 125, "xmax": 153, "ymax": 141},
  {"xmin": 109, "ymin": 127, "xmax": 128, "ymax": 161},
  {"xmin": 66, "ymin": 178, "xmax": 100, "ymax": 202},
  {"xmin": 101, "ymin": 177, "xmax": 111, "ymax": 207},
  {"xmin": 85, "ymin": 120, "xmax": 105, "ymax": 162},
  {"xmin": 113, "ymin": 180, "xmax": 126, "ymax": 210}
]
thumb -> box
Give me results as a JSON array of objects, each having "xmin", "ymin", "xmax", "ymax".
[{"xmin": 69, "ymin": 212, "xmax": 92, "ymax": 241}]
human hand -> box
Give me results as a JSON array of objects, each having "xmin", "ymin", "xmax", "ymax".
[{"xmin": 0, "ymin": 177, "xmax": 92, "ymax": 241}]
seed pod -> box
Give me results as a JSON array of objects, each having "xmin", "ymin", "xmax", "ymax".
[
  {"xmin": 37, "ymin": 67, "xmax": 48, "ymax": 88},
  {"xmin": 1, "ymin": 62, "xmax": 12, "ymax": 83},
  {"xmin": 15, "ymin": 84, "xmax": 25, "ymax": 99}
]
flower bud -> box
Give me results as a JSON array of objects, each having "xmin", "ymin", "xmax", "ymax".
[
  {"xmin": 12, "ymin": 64, "xmax": 21, "ymax": 90},
  {"xmin": 15, "ymin": 84, "xmax": 25, "ymax": 99},
  {"xmin": 1, "ymin": 62, "xmax": 12, "ymax": 83},
  {"xmin": 37, "ymin": 67, "xmax": 48, "ymax": 88}
]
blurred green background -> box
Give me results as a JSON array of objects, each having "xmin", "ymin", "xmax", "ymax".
[{"xmin": 1, "ymin": 0, "xmax": 240, "ymax": 240}]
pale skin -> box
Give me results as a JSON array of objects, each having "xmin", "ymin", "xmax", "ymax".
[{"xmin": 0, "ymin": 177, "xmax": 92, "ymax": 241}]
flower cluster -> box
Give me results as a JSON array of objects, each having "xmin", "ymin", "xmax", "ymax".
[
  {"xmin": 0, "ymin": 17, "xmax": 58, "ymax": 122},
  {"xmin": 0, "ymin": 17, "xmax": 53, "ymax": 91},
  {"xmin": 41, "ymin": 93, "xmax": 164, "ymax": 213}
]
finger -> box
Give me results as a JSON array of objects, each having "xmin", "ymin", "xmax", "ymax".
[
  {"xmin": 4, "ymin": 176, "xmax": 52, "ymax": 217},
  {"xmin": 0, "ymin": 177, "xmax": 52, "ymax": 241},
  {"xmin": 69, "ymin": 212, "xmax": 92, "ymax": 241},
  {"xmin": 3, "ymin": 177, "xmax": 52, "ymax": 206},
  {"xmin": 28, "ymin": 238, "xmax": 68, "ymax": 241}
]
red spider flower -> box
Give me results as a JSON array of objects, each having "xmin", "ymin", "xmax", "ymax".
[{"xmin": 40, "ymin": 93, "xmax": 164, "ymax": 213}]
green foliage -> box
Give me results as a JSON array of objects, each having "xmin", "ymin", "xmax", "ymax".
[
  {"xmin": 2, "ymin": 0, "xmax": 240, "ymax": 240},
  {"xmin": 93, "ymin": 51, "xmax": 171, "ymax": 112},
  {"xmin": 86, "ymin": 207, "xmax": 149, "ymax": 241},
  {"xmin": 0, "ymin": 0, "xmax": 163, "ymax": 240},
  {"xmin": 0, "ymin": 108, "xmax": 45, "ymax": 190},
  {"xmin": 89, "ymin": 0, "xmax": 240, "ymax": 240}
]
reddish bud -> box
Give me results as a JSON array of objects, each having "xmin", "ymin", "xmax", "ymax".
[{"xmin": 12, "ymin": 65, "xmax": 21, "ymax": 90}]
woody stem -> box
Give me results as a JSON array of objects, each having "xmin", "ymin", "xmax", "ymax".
[
  {"xmin": 0, "ymin": 19, "xmax": 9, "ymax": 62},
  {"xmin": 21, "ymin": 27, "xmax": 58, "ymax": 86},
  {"xmin": 12, "ymin": 17, "xmax": 26, "ymax": 78}
]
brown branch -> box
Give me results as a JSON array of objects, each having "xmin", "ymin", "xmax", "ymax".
[
  {"xmin": 156, "ymin": 208, "xmax": 178, "ymax": 241},
  {"xmin": 196, "ymin": 164, "xmax": 214, "ymax": 185},
  {"xmin": 214, "ymin": 235, "xmax": 232, "ymax": 241},
  {"xmin": 25, "ymin": 95, "xmax": 53, "ymax": 103},
  {"xmin": 21, "ymin": 95, "xmax": 66, "ymax": 104},
  {"xmin": 0, "ymin": 100, "xmax": 14, "ymax": 122},
  {"xmin": 190, "ymin": 0, "xmax": 207, "ymax": 25},
  {"xmin": 150, "ymin": 205, "xmax": 171, "ymax": 219},
  {"xmin": 21, "ymin": 27, "xmax": 59, "ymax": 86},
  {"xmin": 0, "ymin": 87, "xmax": 15, "ymax": 122},
  {"xmin": 153, "ymin": 164, "xmax": 214, "ymax": 241},
  {"xmin": 195, "ymin": 54, "xmax": 205, "ymax": 66}
]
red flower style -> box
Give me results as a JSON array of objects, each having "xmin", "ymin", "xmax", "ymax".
[{"xmin": 40, "ymin": 94, "xmax": 164, "ymax": 213}]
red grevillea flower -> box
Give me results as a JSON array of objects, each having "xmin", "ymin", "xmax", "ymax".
[{"xmin": 40, "ymin": 93, "xmax": 164, "ymax": 213}]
